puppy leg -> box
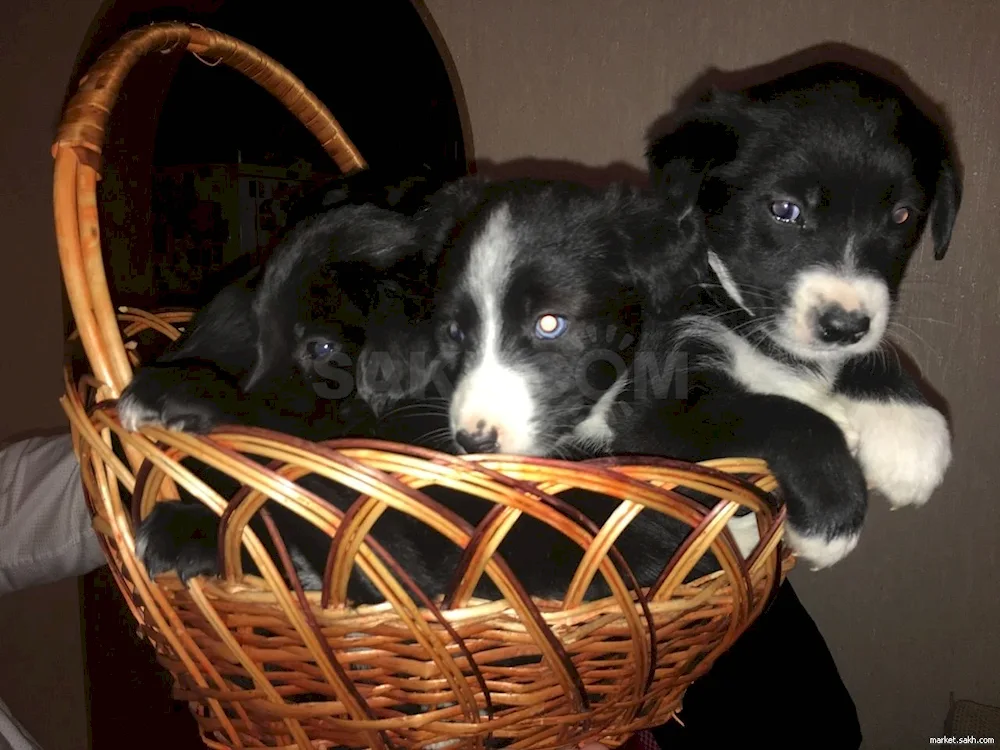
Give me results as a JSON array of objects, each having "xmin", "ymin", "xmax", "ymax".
[
  {"xmin": 118, "ymin": 362, "xmax": 241, "ymax": 433},
  {"xmin": 135, "ymin": 501, "xmax": 222, "ymax": 583},
  {"xmin": 136, "ymin": 498, "xmax": 337, "ymax": 591},
  {"xmin": 835, "ymin": 354, "xmax": 952, "ymax": 508},
  {"xmin": 120, "ymin": 278, "xmax": 259, "ymax": 433},
  {"xmin": 792, "ymin": 391, "xmax": 861, "ymax": 458},
  {"xmin": 620, "ymin": 391, "xmax": 868, "ymax": 570}
]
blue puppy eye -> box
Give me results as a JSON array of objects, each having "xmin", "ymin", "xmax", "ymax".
[
  {"xmin": 448, "ymin": 321, "xmax": 465, "ymax": 343},
  {"xmin": 534, "ymin": 314, "xmax": 568, "ymax": 340},
  {"xmin": 306, "ymin": 340, "xmax": 335, "ymax": 359},
  {"xmin": 770, "ymin": 200, "xmax": 802, "ymax": 224}
]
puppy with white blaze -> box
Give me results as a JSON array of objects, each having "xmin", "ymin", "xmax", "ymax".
[
  {"xmin": 409, "ymin": 177, "xmax": 698, "ymax": 460},
  {"xmin": 642, "ymin": 61, "xmax": 961, "ymax": 568}
]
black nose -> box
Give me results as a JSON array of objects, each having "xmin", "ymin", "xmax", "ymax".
[
  {"xmin": 455, "ymin": 427, "xmax": 499, "ymax": 454},
  {"xmin": 816, "ymin": 306, "xmax": 871, "ymax": 345}
]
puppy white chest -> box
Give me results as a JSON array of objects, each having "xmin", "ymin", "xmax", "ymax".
[
  {"xmin": 696, "ymin": 322, "xmax": 858, "ymax": 450},
  {"xmin": 725, "ymin": 333, "xmax": 833, "ymax": 405}
]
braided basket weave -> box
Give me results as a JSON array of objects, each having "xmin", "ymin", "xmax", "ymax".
[{"xmin": 53, "ymin": 22, "xmax": 793, "ymax": 750}]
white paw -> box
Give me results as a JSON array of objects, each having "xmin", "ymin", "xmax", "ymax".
[
  {"xmin": 726, "ymin": 513, "xmax": 760, "ymax": 559},
  {"xmin": 843, "ymin": 400, "xmax": 952, "ymax": 509},
  {"xmin": 784, "ymin": 527, "xmax": 860, "ymax": 571},
  {"xmin": 117, "ymin": 391, "xmax": 163, "ymax": 432}
]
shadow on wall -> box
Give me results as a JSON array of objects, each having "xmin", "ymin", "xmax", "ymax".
[
  {"xmin": 644, "ymin": 41, "xmax": 963, "ymax": 181},
  {"xmin": 471, "ymin": 43, "xmax": 962, "ymax": 224},
  {"xmin": 472, "ymin": 157, "xmax": 650, "ymax": 188}
]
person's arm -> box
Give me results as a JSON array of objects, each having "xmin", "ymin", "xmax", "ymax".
[{"xmin": 0, "ymin": 433, "xmax": 105, "ymax": 596}]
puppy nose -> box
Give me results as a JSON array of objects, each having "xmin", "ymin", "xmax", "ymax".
[
  {"xmin": 455, "ymin": 426, "xmax": 499, "ymax": 454},
  {"xmin": 817, "ymin": 306, "xmax": 871, "ymax": 345}
]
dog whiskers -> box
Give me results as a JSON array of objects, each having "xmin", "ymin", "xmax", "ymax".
[{"xmin": 887, "ymin": 321, "xmax": 943, "ymax": 360}]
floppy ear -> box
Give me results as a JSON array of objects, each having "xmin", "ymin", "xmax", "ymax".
[
  {"xmin": 931, "ymin": 153, "xmax": 962, "ymax": 260},
  {"xmin": 241, "ymin": 203, "xmax": 427, "ymax": 393},
  {"xmin": 606, "ymin": 194, "xmax": 703, "ymax": 317},
  {"xmin": 414, "ymin": 176, "xmax": 488, "ymax": 264},
  {"xmin": 241, "ymin": 309, "xmax": 293, "ymax": 394},
  {"xmin": 645, "ymin": 90, "xmax": 747, "ymax": 216}
]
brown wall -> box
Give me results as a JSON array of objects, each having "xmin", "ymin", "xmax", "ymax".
[
  {"xmin": 0, "ymin": 1, "xmax": 106, "ymax": 749},
  {"xmin": 421, "ymin": 1, "xmax": 1000, "ymax": 748}
]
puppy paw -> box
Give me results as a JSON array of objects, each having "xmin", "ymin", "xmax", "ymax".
[
  {"xmin": 769, "ymin": 423, "xmax": 868, "ymax": 571},
  {"xmin": 118, "ymin": 364, "xmax": 234, "ymax": 433},
  {"xmin": 780, "ymin": 483, "xmax": 866, "ymax": 571},
  {"xmin": 135, "ymin": 502, "xmax": 221, "ymax": 583},
  {"xmin": 783, "ymin": 526, "xmax": 861, "ymax": 571},
  {"xmin": 843, "ymin": 400, "xmax": 952, "ymax": 508}
]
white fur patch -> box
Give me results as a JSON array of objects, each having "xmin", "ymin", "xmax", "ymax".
[
  {"xmin": 450, "ymin": 206, "xmax": 540, "ymax": 454},
  {"xmin": 842, "ymin": 233, "xmax": 857, "ymax": 268},
  {"xmin": 118, "ymin": 391, "xmax": 162, "ymax": 432},
  {"xmin": 452, "ymin": 354, "xmax": 537, "ymax": 453},
  {"xmin": 784, "ymin": 526, "xmax": 860, "ymax": 571},
  {"xmin": 841, "ymin": 399, "xmax": 952, "ymax": 508},
  {"xmin": 569, "ymin": 373, "xmax": 628, "ymax": 450},
  {"xmin": 707, "ymin": 251, "xmax": 753, "ymax": 315},
  {"xmin": 290, "ymin": 547, "xmax": 324, "ymax": 590},
  {"xmin": 776, "ymin": 267, "xmax": 890, "ymax": 360}
]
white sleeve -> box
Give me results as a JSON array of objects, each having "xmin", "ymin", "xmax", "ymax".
[
  {"xmin": 0, "ymin": 434, "xmax": 106, "ymax": 597},
  {"xmin": 0, "ymin": 693, "xmax": 43, "ymax": 750}
]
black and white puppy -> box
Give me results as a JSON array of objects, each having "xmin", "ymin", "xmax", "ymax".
[
  {"xmin": 408, "ymin": 177, "xmax": 698, "ymax": 458},
  {"xmin": 641, "ymin": 61, "xmax": 961, "ymax": 568}
]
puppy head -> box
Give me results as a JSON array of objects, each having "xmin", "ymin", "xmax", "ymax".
[
  {"xmin": 421, "ymin": 178, "xmax": 681, "ymax": 456},
  {"xmin": 243, "ymin": 204, "xmax": 428, "ymax": 414},
  {"xmin": 648, "ymin": 62, "xmax": 962, "ymax": 362}
]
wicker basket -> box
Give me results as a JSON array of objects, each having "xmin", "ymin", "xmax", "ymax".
[{"xmin": 53, "ymin": 22, "xmax": 793, "ymax": 750}]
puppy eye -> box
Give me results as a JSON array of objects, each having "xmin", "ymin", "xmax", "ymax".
[
  {"xmin": 306, "ymin": 339, "xmax": 336, "ymax": 359},
  {"xmin": 892, "ymin": 206, "xmax": 911, "ymax": 224},
  {"xmin": 769, "ymin": 200, "xmax": 802, "ymax": 224},
  {"xmin": 535, "ymin": 314, "xmax": 568, "ymax": 340},
  {"xmin": 447, "ymin": 321, "xmax": 465, "ymax": 343}
]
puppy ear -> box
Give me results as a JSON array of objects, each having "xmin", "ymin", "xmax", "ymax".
[
  {"xmin": 608, "ymin": 193, "xmax": 703, "ymax": 317},
  {"xmin": 242, "ymin": 204, "xmax": 424, "ymax": 394},
  {"xmin": 241, "ymin": 314, "xmax": 292, "ymax": 394},
  {"xmin": 646, "ymin": 90, "xmax": 747, "ymax": 216},
  {"xmin": 414, "ymin": 177, "xmax": 487, "ymax": 264},
  {"xmin": 930, "ymin": 154, "xmax": 962, "ymax": 260}
]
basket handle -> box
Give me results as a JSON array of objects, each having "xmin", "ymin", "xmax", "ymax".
[{"xmin": 53, "ymin": 22, "xmax": 366, "ymax": 396}]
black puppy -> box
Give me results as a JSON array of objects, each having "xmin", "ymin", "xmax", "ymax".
[
  {"xmin": 118, "ymin": 202, "xmax": 432, "ymax": 440},
  {"xmin": 638, "ymin": 62, "xmax": 960, "ymax": 568}
]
